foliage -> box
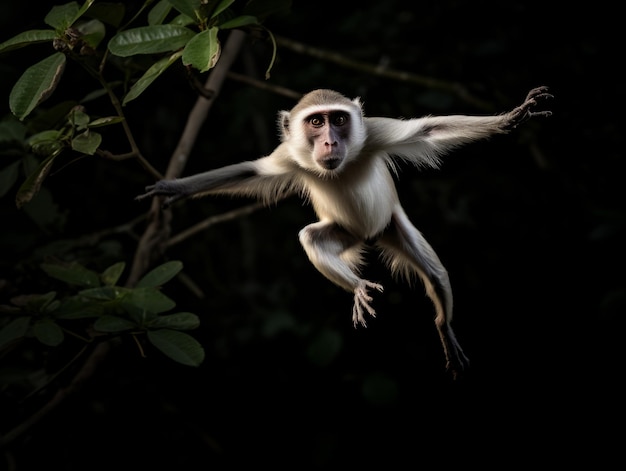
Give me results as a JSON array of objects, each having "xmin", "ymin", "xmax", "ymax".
[
  {"xmin": 0, "ymin": 0, "xmax": 287, "ymax": 424},
  {"xmin": 0, "ymin": 0, "xmax": 280, "ymax": 208},
  {"xmin": 0, "ymin": 260, "xmax": 205, "ymax": 365}
]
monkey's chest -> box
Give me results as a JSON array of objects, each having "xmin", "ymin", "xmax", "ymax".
[{"xmin": 308, "ymin": 168, "xmax": 398, "ymax": 238}]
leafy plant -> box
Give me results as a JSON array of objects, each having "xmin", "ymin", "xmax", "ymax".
[
  {"xmin": 0, "ymin": 260, "xmax": 205, "ymax": 366},
  {"xmin": 0, "ymin": 0, "xmax": 281, "ymax": 207}
]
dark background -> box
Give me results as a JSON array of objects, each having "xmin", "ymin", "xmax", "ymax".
[{"xmin": 1, "ymin": 1, "xmax": 623, "ymax": 469}]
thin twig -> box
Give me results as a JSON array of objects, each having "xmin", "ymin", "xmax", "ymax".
[
  {"xmin": 0, "ymin": 342, "xmax": 111, "ymax": 447},
  {"xmin": 100, "ymin": 79, "xmax": 163, "ymax": 180},
  {"xmin": 167, "ymin": 202, "xmax": 266, "ymax": 247},
  {"xmin": 274, "ymin": 35, "xmax": 494, "ymax": 111},
  {"xmin": 226, "ymin": 71, "xmax": 302, "ymax": 100}
]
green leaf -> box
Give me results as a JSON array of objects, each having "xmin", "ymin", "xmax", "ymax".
[
  {"xmin": 94, "ymin": 315, "xmax": 136, "ymax": 333},
  {"xmin": 148, "ymin": 0, "xmax": 172, "ymax": 25},
  {"xmin": 147, "ymin": 329, "xmax": 205, "ymax": 366},
  {"xmin": 0, "ymin": 30, "xmax": 56, "ymax": 54},
  {"xmin": 167, "ymin": 0, "xmax": 203, "ymax": 19},
  {"xmin": 74, "ymin": 0, "xmax": 97, "ymax": 23},
  {"xmin": 27, "ymin": 129, "xmax": 64, "ymax": 156},
  {"xmin": 44, "ymin": 1, "xmax": 95, "ymax": 30},
  {"xmin": 41, "ymin": 262, "xmax": 101, "ymax": 288},
  {"xmin": 44, "ymin": 2, "xmax": 80, "ymax": 30},
  {"xmin": 101, "ymin": 262, "xmax": 125, "ymax": 286},
  {"xmin": 122, "ymin": 287, "xmax": 176, "ymax": 314},
  {"xmin": 149, "ymin": 312, "xmax": 200, "ymax": 330},
  {"xmin": 33, "ymin": 319, "xmax": 64, "ymax": 346},
  {"xmin": 0, "ymin": 317, "xmax": 30, "ymax": 348},
  {"xmin": 136, "ymin": 261, "xmax": 183, "ymax": 288},
  {"xmin": 108, "ymin": 25, "xmax": 196, "ymax": 57},
  {"xmin": 76, "ymin": 18, "xmax": 106, "ymax": 49},
  {"xmin": 182, "ymin": 27, "xmax": 220, "ymax": 72},
  {"xmin": 211, "ymin": 0, "xmax": 236, "ymax": 19},
  {"xmin": 9, "ymin": 52, "xmax": 67, "ymax": 121},
  {"xmin": 0, "ymin": 117, "xmax": 26, "ymax": 143},
  {"xmin": 15, "ymin": 151, "xmax": 60, "ymax": 209},
  {"xmin": 79, "ymin": 286, "xmax": 120, "ymax": 300},
  {"xmin": 87, "ymin": 116, "xmax": 125, "ymax": 127},
  {"xmin": 71, "ymin": 130, "xmax": 102, "ymax": 155},
  {"xmin": 54, "ymin": 296, "xmax": 104, "ymax": 319},
  {"xmin": 70, "ymin": 109, "xmax": 90, "ymax": 129},
  {"xmin": 0, "ymin": 161, "xmax": 21, "ymax": 199},
  {"xmin": 169, "ymin": 13, "xmax": 195, "ymax": 26},
  {"xmin": 220, "ymin": 15, "xmax": 259, "ymax": 29},
  {"xmin": 10, "ymin": 291, "xmax": 57, "ymax": 311},
  {"xmin": 122, "ymin": 51, "xmax": 182, "ymax": 105}
]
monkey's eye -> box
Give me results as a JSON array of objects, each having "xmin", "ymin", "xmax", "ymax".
[
  {"xmin": 332, "ymin": 112, "xmax": 349, "ymax": 126},
  {"xmin": 308, "ymin": 115, "xmax": 324, "ymax": 127}
]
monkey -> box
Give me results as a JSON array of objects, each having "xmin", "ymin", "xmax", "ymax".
[{"xmin": 136, "ymin": 86, "xmax": 552, "ymax": 378}]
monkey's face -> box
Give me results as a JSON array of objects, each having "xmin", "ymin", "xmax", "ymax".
[
  {"xmin": 305, "ymin": 110, "xmax": 351, "ymax": 171},
  {"xmin": 282, "ymin": 93, "xmax": 366, "ymax": 178}
]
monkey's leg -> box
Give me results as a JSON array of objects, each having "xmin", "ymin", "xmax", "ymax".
[
  {"xmin": 298, "ymin": 221, "xmax": 383, "ymax": 327},
  {"xmin": 377, "ymin": 209, "xmax": 469, "ymax": 378}
]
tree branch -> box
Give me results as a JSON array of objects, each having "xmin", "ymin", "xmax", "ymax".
[
  {"xmin": 274, "ymin": 35, "xmax": 495, "ymax": 111},
  {"xmin": 0, "ymin": 342, "xmax": 111, "ymax": 447},
  {"xmin": 167, "ymin": 202, "xmax": 266, "ymax": 247},
  {"xmin": 126, "ymin": 30, "xmax": 248, "ymax": 288}
]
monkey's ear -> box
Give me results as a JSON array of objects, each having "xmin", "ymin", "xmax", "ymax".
[
  {"xmin": 278, "ymin": 110, "xmax": 290, "ymax": 140},
  {"xmin": 352, "ymin": 97, "xmax": 364, "ymax": 111}
]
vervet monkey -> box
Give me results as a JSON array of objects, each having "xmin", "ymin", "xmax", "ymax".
[{"xmin": 137, "ymin": 86, "xmax": 552, "ymax": 377}]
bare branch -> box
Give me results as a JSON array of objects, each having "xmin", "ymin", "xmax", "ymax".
[
  {"xmin": 165, "ymin": 30, "xmax": 248, "ymax": 180},
  {"xmin": 274, "ymin": 35, "xmax": 494, "ymax": 111},
  {"xmin": 99, "ymin": 79, "xmax": 163, "ymax": 180},
  {"xmin": 226, "ymin": 71, "xmax": 302, "ymax": 100},
  {"xmin": 167, "ymin": 202, "xmax": 266, "ymax": 247},
  {"xmin": 0, "ymin": 342, "xmax": 111, "ymax": 447}
]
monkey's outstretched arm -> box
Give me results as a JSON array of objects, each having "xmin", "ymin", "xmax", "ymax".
[
  {"xmin": 364, "ymin": 86, "xmax": 553, "ymax": 168},
  {"xmin": 136, "ymin": 153, "xmax": 300, "ymax": 208}
]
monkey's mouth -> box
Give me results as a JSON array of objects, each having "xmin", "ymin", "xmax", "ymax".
[{"xmin": 319, "ymin": 157, "xmax": 341, "ymax": 170}]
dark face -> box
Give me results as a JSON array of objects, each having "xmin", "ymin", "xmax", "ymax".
[{"xmin": 304, "ymin": 110, "xmax": 350, "ymax": 170}]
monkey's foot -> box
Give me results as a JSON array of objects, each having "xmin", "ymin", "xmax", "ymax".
[
  {"xmin": 352, "ymin": 280, "xmax": 384, "ymax": 328},
  {"xmin": 505, "ymin": 86, "xmax": 553, "ymax": 130},
  {"xmin": 437, "ymin": 323, "xmax": 470, "ymax": 380}
]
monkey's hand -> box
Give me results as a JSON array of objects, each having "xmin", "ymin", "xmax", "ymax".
[
  {"xmin": 503, "ymin": 86, "xmax": 553, "ymax": 130},
  {"xmin": 135, "ymin": 180, "xmax": 188, "ymax": 208},
  {"xmin": 352, "ymin": 280, "xmax": 384, "ymax": 328}
]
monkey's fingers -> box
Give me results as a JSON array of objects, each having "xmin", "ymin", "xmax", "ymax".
[
  {"xmin": 352, "ymin": 280, "xmax": 384, "ymax": 328},
  {"xmin": 529, "ymin": 110, "xmax": 553, "ymax": 119},
  {"xmin": 505, "ymin": 96, "xmax": 553, "ymax": 129},
  {"xmin": 134, "ymin": 186, "xmax": 157, "ymax": 201},
  {"xmin": 525, "ymin": 85, "xmax": 551, "ymax": 101}
]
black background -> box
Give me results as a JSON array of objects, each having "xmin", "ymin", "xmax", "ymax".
[{"xmin": 0, "ymin": 1, "xmax": 623, "ymax": 468}]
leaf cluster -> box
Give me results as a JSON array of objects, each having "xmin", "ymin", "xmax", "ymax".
[
  {"xmin": 0, "ymin": 260, "xmax": 205, "ymax": 366},
  {"xmin": 0, "ymin": 0, "xmax": 285, "ymax": 208}
]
